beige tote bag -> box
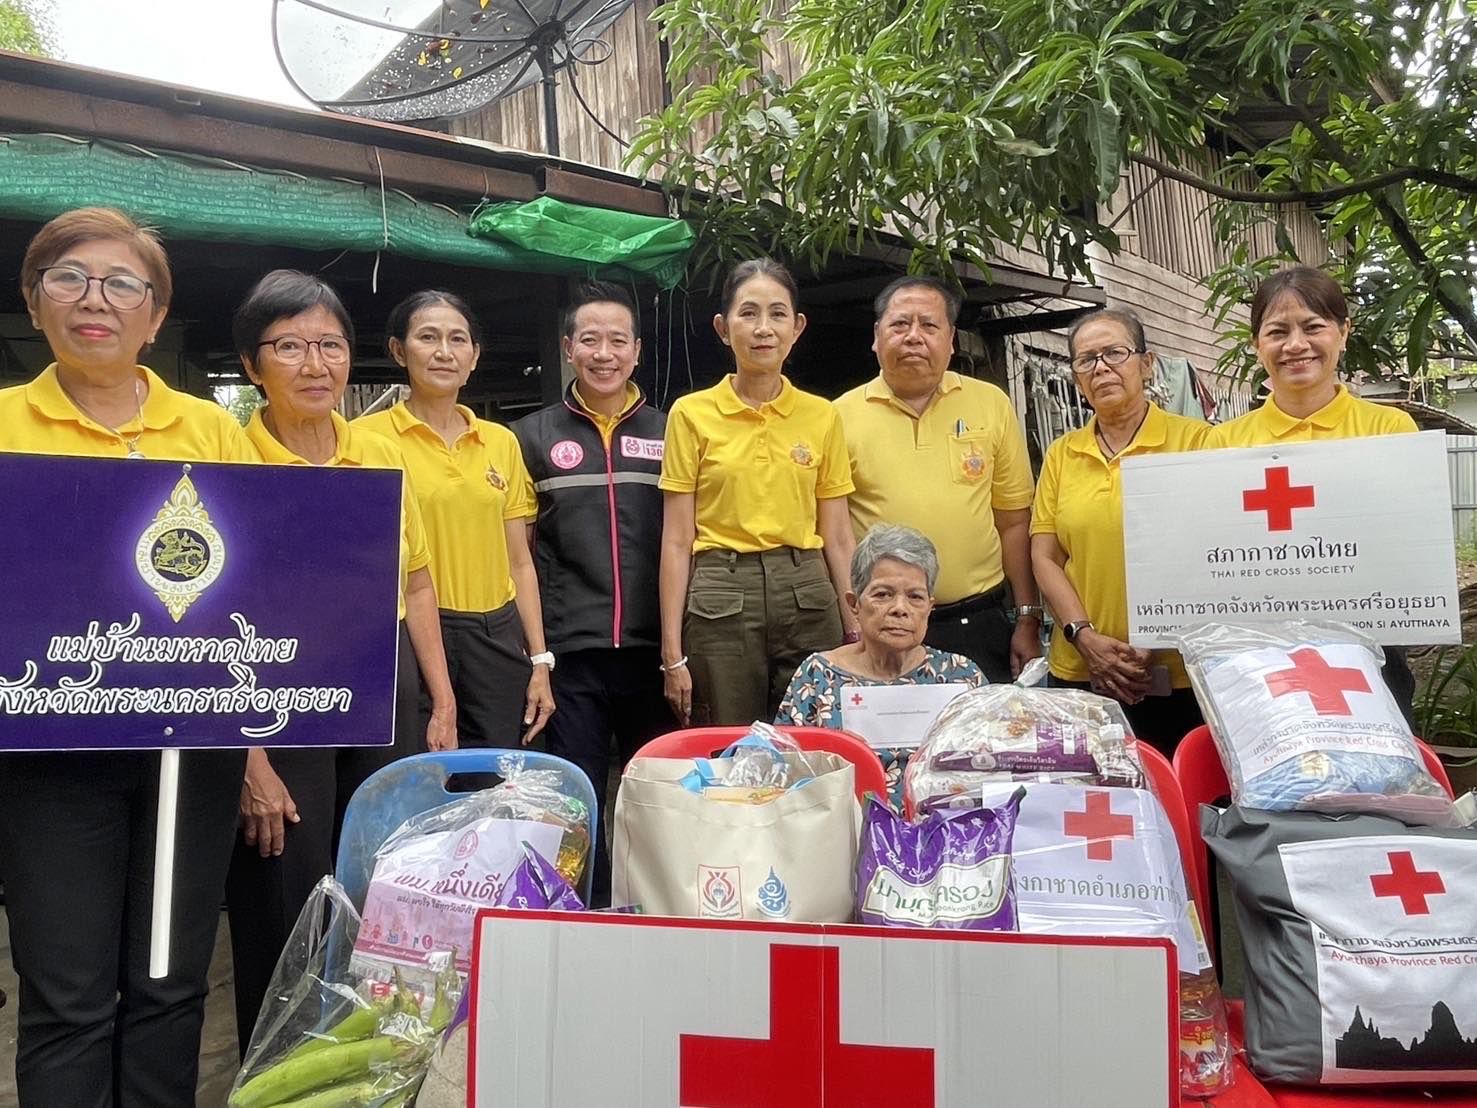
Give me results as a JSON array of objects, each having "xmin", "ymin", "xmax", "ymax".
[{"xmin": 611, "ymin": 752, "xmax": 860, "ymax": 922}]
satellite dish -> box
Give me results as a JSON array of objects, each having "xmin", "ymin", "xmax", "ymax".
[{"xmin": 272, "ymin": 0, "xmax": 635, "ymax": 153}]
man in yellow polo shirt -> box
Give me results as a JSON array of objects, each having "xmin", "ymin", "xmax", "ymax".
[{"xmin": 834, "ymin": 275, "xmax": 1040, "ymax": 681}]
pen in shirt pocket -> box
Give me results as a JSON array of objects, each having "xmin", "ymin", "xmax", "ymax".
[{"xmin": 955, "ymin": 419, "xmax": 967, "ymax": 436}]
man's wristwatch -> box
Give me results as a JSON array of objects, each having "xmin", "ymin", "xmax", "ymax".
[
  {"xmin": 529, "ymin": 651, "xmax": 556, "ymax": 670},
  {"xmin": 1062, "ymin": 620, "xmax": 1094, "ymax": 644},
  {"xmin": 1015, "ymin": 604, "xmax": 1044, "ymax": 622}
]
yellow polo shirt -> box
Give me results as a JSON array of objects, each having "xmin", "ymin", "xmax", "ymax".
[
  {"xmin": 355, "ymin": 402, "xmax": 535, "ymax": 614},
  {"xmin": 246, "ymin": 408, "xmax": 429, "ymax": 619},
  {"xmin": 573, "ymin": 382, "xmax": 640, "ymax": 447},
  {"xmin": 833, "ymin": 371, "xmax": 1035, "ymax": 603},
  {"xmin": 0, "ymin": 364, "xmax": 253, "ymax": 462},
  {"xmin": 1032, "ymin": 404, "xmax": 1210, "ymax": 685},
  {"xmin": 1205, "ymin": 386, "xmax": 1417, "ymax": 447},
  {"xmin": 660, "ymin": 375, "xmax": 854, "ymax": 553}
]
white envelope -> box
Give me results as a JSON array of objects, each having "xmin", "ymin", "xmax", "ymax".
[{"xmin": 839, "ymin": 682, "xmax": 972, "ymax": 749}]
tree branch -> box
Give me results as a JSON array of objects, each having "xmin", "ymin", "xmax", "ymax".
[{"xmin": 1128, "ymin": 151, "xmax": 1477, "ymax": 205}]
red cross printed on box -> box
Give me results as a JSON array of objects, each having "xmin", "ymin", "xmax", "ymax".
[
  {"xmin": 1062, "ymin": 791, "xmax": 1135, "ymax": 862},
  {"xmin": 1370, "ymin": 850, "xmax": 1446, "ymax": 916},
  {"xmin": 850, "ymin": 692, "xmax": 865, "ymax": 707},
  {"xmin": 1265, "ymin": 647, "xmax": 1371, "ymax": 716},
  {"xmin": 679, "ymin": 944, "xmax": 935, "ymax": 1107},
  {"xmin": 1242, "ymin": 465, "xmax": 1316, "ymax": 532}
]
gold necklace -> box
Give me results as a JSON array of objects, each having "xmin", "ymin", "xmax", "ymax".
[{"xmin": 65, "ymin": 376, "xmax": 147, "ymax": 459}]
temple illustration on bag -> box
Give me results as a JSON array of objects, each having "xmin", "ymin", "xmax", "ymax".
[{"xmin": 1335, "ymin": 1002, "xmax": 1477, "ymax": 1069}]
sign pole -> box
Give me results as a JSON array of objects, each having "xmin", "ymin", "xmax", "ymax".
[{"xmin": 149, "ymin": 747, "xmax": 181, "ymax": 979}]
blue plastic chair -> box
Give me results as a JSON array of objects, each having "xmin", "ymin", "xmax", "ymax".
[{"xmin": 334, "ymin": 749, "xmax": 599, "ymax": 909}]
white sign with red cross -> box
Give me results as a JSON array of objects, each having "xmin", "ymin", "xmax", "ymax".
[
  {"xmin": 1202, "ymin": 641, "xmax": 1414, "ymax": 781},
  {"xmin": 1280, "ymin": 835, "xmax": 1477, "ymax": 1083},
  {"xmin": 466, "ymin": 910, "xmax": 1177, "ymax": 1107},
  {"xmin": 1121, "ymin": 432, "xmax": 1459, "ymax": 646}
]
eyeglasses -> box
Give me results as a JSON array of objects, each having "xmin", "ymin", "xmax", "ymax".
[
  {"xmin": 38, "ymin": 266, "xmax": 153, "ymax": 311},
  {"xmin": 256, "ymin": 335, "xmax": 352, "ymax": 366},
  {"xmin": 1070, "ymin": 345, "xmax": 1143, "ymax": 375}
]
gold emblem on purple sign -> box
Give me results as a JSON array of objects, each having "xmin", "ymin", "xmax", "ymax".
[{"xmin": 134, "ymin": 470, "xmax": 224, "ymax": 622}]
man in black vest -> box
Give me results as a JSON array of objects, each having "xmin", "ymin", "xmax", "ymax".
[{"xmin": 515, "ymin": 282, "xmax": 673, "ymax": 905}]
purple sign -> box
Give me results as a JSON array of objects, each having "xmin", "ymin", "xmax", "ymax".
[{"xmin": 0, "ymin": 454, "xmax": 401, "ymax": 750}]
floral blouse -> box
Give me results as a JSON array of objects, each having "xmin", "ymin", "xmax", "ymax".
[{"xmin": 775, "ymin": 648, "xmax": 987, "ymax": 807}]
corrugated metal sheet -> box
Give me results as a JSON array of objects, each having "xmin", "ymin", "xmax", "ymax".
[{"xmin": 1450, "ymin": 435, "xmax": 1477, "ymax": 541}]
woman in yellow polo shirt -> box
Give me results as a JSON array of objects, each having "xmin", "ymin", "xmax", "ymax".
[
  {"xmin": 357, "ymin": 290, "xmax": 553, "ymax": 751},
  {"xmin": 1031, "ymin": 308, "xmax": 1210, "ymax": 756},
  {"xmin": 221, "ymin": 269, "xmax": 456, "ymax": 1057},
  {"xmin": 0, "ymin": 207, "xmax": 253, "ymax": 1107},
  {"xmin": 659, "ymin": 258, "xmax": 857, "ymax": 725},
  {"xmin": 1205, "ymin": 266, "xmax": 1420, "ymax": 719}
]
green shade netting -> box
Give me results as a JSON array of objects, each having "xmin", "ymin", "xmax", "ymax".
[
  {"xmin": 467, "ymin": 195, "xmax": 694, "ymax": 289},
  {"xmin": 0, "ymin": 134, "xmax": 692, "ymax": 286}
]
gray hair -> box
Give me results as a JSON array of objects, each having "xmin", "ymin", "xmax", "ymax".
[{"xmin": 850, "ymin": 524, "xmax": 940, "ymax": 596}]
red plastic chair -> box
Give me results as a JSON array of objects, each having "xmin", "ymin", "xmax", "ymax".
[
  {"xmin": 1173, "ymin": 725, "xmax": 1474, "ymax": 1107},
  {"xmin": 630, "ymin": 725, "xmax": 889, "ymax": 804}
]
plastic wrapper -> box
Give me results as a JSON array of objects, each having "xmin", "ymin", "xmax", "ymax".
[
  {"xmin": 978, "ymin": 779, "xmax": 1232, "ymax": 1097},
  {"xmin": 677, "ymin": 723, "xmax": 828, "ymax": 803},
  {"xmin": 902, "ymin": 684, "xmax": 1143, "ymax": 819},
  {"xmin": 496, "ymin": 842, "xmax": 586, "ymax": 912},
  {"xmin": 350, "ymin": 760, "xmax": 591, "ymax": 991},
  {"xmin": 856, "ymin": 791, "xmax": 1023, "ymax": 929},
  {"xmin": 230, "ymin": 876, "xmax": 457, "ymax": 1108},
  {"xmin": 1176, "ymin": 621, "xmax": 1453, "ymax": 824}
]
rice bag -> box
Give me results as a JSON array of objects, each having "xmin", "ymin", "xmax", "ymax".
[
  {"xmin": 1176, "ymin": 621, "xmax": 1453, "ymax": 823},
  {"xmin": 495, "ymin": 843, "xmax": 586, "ymax": 912},
  {"xmin": 856, "ymin": 790, "xmax": 1022, "ymax": 929}
]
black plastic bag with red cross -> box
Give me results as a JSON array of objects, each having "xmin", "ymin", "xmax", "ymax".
[
  {"xmin": 1176, "ymin": 621, "xmax": 1453, "ymax": 824},
  {"xmin": 1205, "ymin": 804, "xmax": 1477, "ymax": 1086}
]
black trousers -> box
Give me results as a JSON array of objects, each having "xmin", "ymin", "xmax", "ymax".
[
  {"xmin": 923, "ymin": 583, "xmax": 1014, "ymax": 683},
  {"xmin": 0, "ymin": 745, "xmax": 245, "ymax": 1108},
  {"xmin": 542, "ymin": 647, "xmax": 675, "ymax": 906},
  {"xmin": 422, "ymin": 602, "xmax": 533, "ymax": 750},
  {"xmin": 225, "ymin": 624, "xmax": 421, "ymax": 1057}
]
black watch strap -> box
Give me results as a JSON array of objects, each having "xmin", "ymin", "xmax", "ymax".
[{"xmin": 1064, "ymin": 620, "xmax": 1094, "ymax": 643}]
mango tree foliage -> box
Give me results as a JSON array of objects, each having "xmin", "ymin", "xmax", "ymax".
[{"xmin": 629, "ymin": 0, "xmax": 1477, "ymax": 381}]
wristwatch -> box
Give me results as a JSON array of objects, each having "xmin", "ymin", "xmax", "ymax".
[
  {"xmin": 1062, "ymin": 620, "xmax": 1094, "ymax": 644},
  {"xmin": 529, "ymin": 651, "xmax": 556, "ymax": 670},
  {"xmin": 1015, "ymin": 604, "xmax": 1044, "ymax": 622}
]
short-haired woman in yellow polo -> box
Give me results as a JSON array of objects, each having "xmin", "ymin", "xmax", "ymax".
[
  {"xmin": 222, "ymin": 269, "xmax": 456, "ymax": 1058},
  {"xmin": 1031, "ymin": 308, "xmax": 1209, "ymax": 756},
  {"xmin": 0, "ymin": 207, "xmax": 253, "ymax": 1107},
  {"xmin": 658, "ymin": 258, "xmax": 858, "ymax": 726},
  {"xmin": 356, "ymin": 290, "xmax": 554, "ymax": 751}
]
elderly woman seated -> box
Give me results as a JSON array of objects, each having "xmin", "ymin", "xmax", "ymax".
[{"xmin": 777, "ymin": 523, "xmax": 986, "ymax": 803}]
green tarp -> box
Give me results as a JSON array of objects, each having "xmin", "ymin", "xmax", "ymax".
[{"xmin": 0, "ymin": 134, "xmax": 692, "ymax": 286}]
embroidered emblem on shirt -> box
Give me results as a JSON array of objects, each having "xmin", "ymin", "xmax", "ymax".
[
  {"xmin": 960, "ymin": 446, "xmax": 986, "ymax": 480},
  {"xmin": 790, "ymin": 441, "xmax": 814, "ymax": 466},
  {"xmin": 486, "ymin": 465, "xmax": 507, "ymax": 491},
  {"xmin": 550, "ymin": 440, "xmax": 584, "ymax": 470}
]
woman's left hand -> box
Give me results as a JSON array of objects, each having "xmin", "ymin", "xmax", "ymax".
[
  {"xmin": 522, "ymin": 663, "xmax": 555, "ymax": 745},
  {"xmin": 425, "ymin": 701, "xmax": 457, "ymax": 752}
]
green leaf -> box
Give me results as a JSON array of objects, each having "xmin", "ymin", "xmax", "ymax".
[
  {"xmin": 1408, "ymin": 293, "xmax": 1436, "ymax": 376},
  {"xmin": 1086, "ymin": 99, "xmax": 1122, "ymax": 201}
]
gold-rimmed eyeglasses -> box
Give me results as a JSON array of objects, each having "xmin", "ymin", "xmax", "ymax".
[{"xmin": 256, "ymin": 335, "xmax": 352, "ymax": 366}]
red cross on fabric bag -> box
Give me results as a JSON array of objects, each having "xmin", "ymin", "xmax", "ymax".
[
  {"xmin": 1205, "ymin": 805, "xmax": 1477, "ymax": 1086},
  {"xmin": 1176, "ymin": 621, "xmax": 1453, "ymax": 824}
]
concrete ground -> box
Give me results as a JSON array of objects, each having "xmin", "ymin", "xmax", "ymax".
[{"xmin": 0, "ymin": 910, "xmax": 240, "ymax": 1108}]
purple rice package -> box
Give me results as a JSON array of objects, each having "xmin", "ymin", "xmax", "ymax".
[
  {"xmin": 1204, "ymin": 804, "xmax": 1477, "ymax": 1086},
  {"xmin": 494, "ymin": 843, "xmax": 586, "ymax": 912},
  {"xmin": 856, "ymin": 790, "xmax": 1022, "ymax": 930},
  {"xmin": 1177, "ymin": 621, "xmax": 1452, "ymax": 824}
]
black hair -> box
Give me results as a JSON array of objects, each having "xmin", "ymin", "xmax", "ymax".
[
  {"xmin": 873, "ymin": 275, "xmax": 961, "ymax": 325},
  {"xmin": 232, "ymin": 269, "xmax": 354, "ymax": 357},
  {"xmin": 1250, "ymin": 266, "xmax": 1348, "ymax": 335},
  {"xmin": 1066, "ymin": 308, "xmax": 1148, "ymax": 357},
  {"xmin": 719, "ymin": 257, "xmax": 800, "ymax": 315},
  {"xmin": 384, "ymin": 289, "xmax": 482, "ymax": 352},
  {"xmin": 561, "ymin": 280, "xmax": 638, "ymax": 338}
]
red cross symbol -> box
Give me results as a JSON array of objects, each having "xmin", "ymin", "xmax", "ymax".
[
  {"xmin": 679, "ymin": 944, "xmax": 935, "ymax": 1107},
  {"xmin": 1265, "ymin": 647, "xmax": 1371, "ymax": 716},
  {"xmin": 1242, "ymin": 465, "xmax": 1316, "ymax": 531},
  {"xmin": 1062, "ymin": 791, "xmax": 1135, "ymax": 861},
  {"xmin": 850, "ymin": 692, "xmax": 865, "ymax": 706},
  {"xmin": 1370, "ymin": 850, "xmax": 1446, "ymax": 915}
]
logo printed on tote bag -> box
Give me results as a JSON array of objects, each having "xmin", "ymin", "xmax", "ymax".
[
  {"xmin": 697, "ymin": 865, "xmax": 742, "ymax": 918},
  {"xmin": 756, "ymin": 868, "xmax": 791, "ymax": 918}
]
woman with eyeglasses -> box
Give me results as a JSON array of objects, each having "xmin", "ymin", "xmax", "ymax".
[
  {"xmin": 0, "ymin": 208, "xmax": 253, "ymax": 1107},
  {"xmin": 1029, "ymin": 308, "xmax": 1209, "ymax": 756},
  {"xmin": 221, "ymin": 269, "xmax": 456, "ymax": 1057}
]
